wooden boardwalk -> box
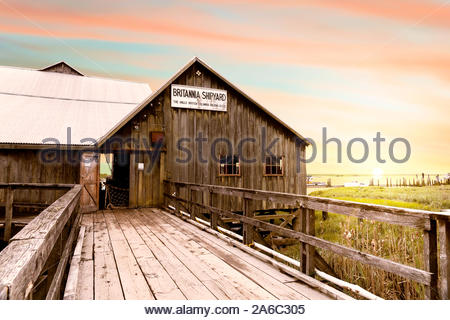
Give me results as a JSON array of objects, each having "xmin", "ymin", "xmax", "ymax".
[{"xmin": 66, "ymin": 208, "xmax": 332, "ymax": 300}]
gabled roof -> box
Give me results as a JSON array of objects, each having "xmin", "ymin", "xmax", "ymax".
[
  {"xmin": 0, "ymin": 65, "xmax": 152, "ymax": 147},
  {"xmin": 98, "ymin": 57, "xmax": 309, "ymax": 146},
  {"xmin": 39, "ymin": 61, "xmax": 84, "ymax": 76}
]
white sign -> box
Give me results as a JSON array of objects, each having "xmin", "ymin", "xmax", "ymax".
[{"xmin": 171, "ymin": 84, "xmax": 227, "ymax": 112}]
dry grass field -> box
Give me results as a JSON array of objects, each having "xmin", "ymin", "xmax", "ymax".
[{"xmin": 281, "ymin": 185, "xmax": 450, "ymax": 299}]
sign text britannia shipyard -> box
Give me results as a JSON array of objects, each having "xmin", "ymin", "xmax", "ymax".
[{"xmin": 171, "ymin": 84, "xmax": 227, "ymax": 112}]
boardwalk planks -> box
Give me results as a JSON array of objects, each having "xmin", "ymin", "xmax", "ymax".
[{"xmin": 68, "ymin": 208, "xmax": 333, "ymax": 300}]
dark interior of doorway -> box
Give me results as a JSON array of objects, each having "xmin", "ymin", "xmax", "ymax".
[{"xmin": 101, "ymin": 151, "xmax": 130, "ymax": 209}]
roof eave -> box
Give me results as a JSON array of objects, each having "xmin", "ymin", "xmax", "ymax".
[
  {"xmin": 97, "ymin": 57, "xmax": 310, "ymax": 147},
  {"xmin": 0, "ymin": 143, "xmax": 97, "ymax": 150}
]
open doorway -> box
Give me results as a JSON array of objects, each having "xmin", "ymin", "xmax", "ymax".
[{"xmin": 100, "ymin": 151, "xmax": 130, "ymax": 209}]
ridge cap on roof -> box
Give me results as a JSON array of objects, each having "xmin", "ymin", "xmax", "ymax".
[
  {"xmin": 0, "ymin": 65, "xmax": 36, "ymax": 72},
  {"xmin": 0, "ymin": 63, "xmax": 152, "ymax": 88}
]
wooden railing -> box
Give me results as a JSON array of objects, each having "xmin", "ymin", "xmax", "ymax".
[
  {"xmin": 0, "ymin": 183, "xmax": 75, "ymax": 242},
  {"xmin": 0, "ymin": 184, "xmax": 82, "ymax": 300},
  {"xmin": 163, "ymin": 180, "xmax": 450, "ymax": 300}
]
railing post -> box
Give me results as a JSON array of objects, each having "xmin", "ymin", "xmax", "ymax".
[
  {"xmin": 305, "ymin": 208, "xmax": 315, "ymax": 276},
  {"xmin": 292, "ymin": 205, "xmax": 306, "ymax": 272},
  {"xmin": 163, "ymin": 182, "xmax": 168, "ymax": 209},
  {"xmin": 438, "ymin": 219, "xmax": 450, "ymax": 299},
  {"xmin": 175, "ymin": 184, "xmax": 181, "ymax": 217},
  {"xmin": 3, "ymin": 187, "xmax": 14, "ymax": 242},
  {"xmin": 188, "ymin": 185, "xmax": 194, "ymax": 219},
  {"xmin": 243, "ymin": 198, "xmax": 254, "ymax": 245},
  {"xmin": 423, "ymin": 219, "xmax": 438, "ymax": 299},
  {"xmin": 210, "ymin": 189, "xmax": 218, "ymax": 230}
]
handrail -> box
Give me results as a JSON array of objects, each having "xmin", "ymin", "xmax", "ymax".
[
  {"xmin": 163, "ymin": 180, "xmax": 450, "ymax": 300},
  {"xmin": 0, "ymin": 183, "xmax": 75, "ymax": 242},
  {"xmin": 0, "ymin": 184, "xmax": 82, "ymax": 300},
  {"xmin": 166, "ymin": 180, "xmax": 450, "ymax": 224},
  {"xmin": 0, "ymin": 183, "xmax": 74, "ymax": 189},
  {"xmin": 186, "ymin": 210, "xmax": 381, "ymax": 300}
]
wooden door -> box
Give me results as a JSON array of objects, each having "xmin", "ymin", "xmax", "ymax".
[
  {"xmin": 80, "ymin": 152, "xmax": 99, "ymax": 213},
  {"xmin": 129, "ymin": 152, "xmax": 161, "ymax": 208}
]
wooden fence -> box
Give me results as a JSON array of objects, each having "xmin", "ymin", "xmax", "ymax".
[
  {"xmin": 0, "ymin": 184, "xmax": 82, "ymax": 300},
  {"xmin": 0, "ymin": 183, "xmax": 75, "ymax": 242},
  {"xmin": 164, "ymin": 180, "xmax": 450, "ymax": 300}
]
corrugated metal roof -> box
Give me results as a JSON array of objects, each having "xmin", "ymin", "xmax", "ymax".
[{"xmin": 0, "ymin": 65, "xmax": 152, "ymax": 146}]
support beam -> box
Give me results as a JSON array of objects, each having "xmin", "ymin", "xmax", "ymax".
[
  {"xmin": 306, "ymin": 208, "xmax": 315, "ymax": 276},
  {"xmin": 439, "ymin": 219, "xmax": 450, "ymax": 299},
  {"xmin": 3, "ymin": 188, "xmax": 14, "ymax": 242},
  {"xmin": 210, "ymin": 190, "xmax": 218, "ymax": 230},
  {"xmin": 175, "ymin": 184, "xmax": 181, "ymax": 217},
  {"xmin": 188, "ymin": 186, "xmax": 194, "ymax": 219},
  {"xmin": 295, "ymin": 208, "xmax": 307, "ymax": 273},
  {"xmin": 423, "ymin": 219, "xmax": 438, "ymax": 299},
  {"xmin": 129, "ymin": 152, "xmax": 136, "ymax": 208},
  {"xmin": 159, "ymin": 152, "xmax": 165, "ymax": 205},
  {"xmin": 243, "ymin": 198, "xmax": 253, "ymax": 245}
]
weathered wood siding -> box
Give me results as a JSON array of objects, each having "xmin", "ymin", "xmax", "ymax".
[
  {"xmin": 106, "ymin": 61, "xmax": 306, "ymax": 210},
  {"xmin": 164, "ymin": 63, "xmax": 306, "ymax": 210},
  {"xmin": 40, "ymin": 62, "xmax": 83, "ymax": 76},
  {"xmin": 103, "ymin": 99, "xmax": 164, "ymax": 208},
  {"xmin": 0, "ymin": 150, "xmax": 80, "ymax": 207}
]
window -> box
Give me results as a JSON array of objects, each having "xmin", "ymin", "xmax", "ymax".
[
  {"xmin": 264, "ymin": 155, "xmax": 284, "ymax": 176},
  {"xmin": 219, "ymin": 155, "xmax": 240, "ymax": 176},
  {"xmin": 150, "ymin": 131, "xmax": 164, "ymax": 148}
]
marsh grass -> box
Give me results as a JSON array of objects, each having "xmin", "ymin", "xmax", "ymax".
[
  {"xmin": 311, "ymin": 185, "xmax": 450, "ymax": 210},
  {"xmin": 280, "ymin": 186, "xmax": 449, "ymax": 299}
]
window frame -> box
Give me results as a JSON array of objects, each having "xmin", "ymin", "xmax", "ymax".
[
  {"xmin": 218, "ymin": 154, "xmax": 241, "ymax": 177},
  {"xmin": 263, "ymin": 155, "xmax": 285, "ymax": 177}
]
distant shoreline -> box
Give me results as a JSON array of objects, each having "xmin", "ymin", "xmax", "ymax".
[{"xmin": 309, "ymin": 173, "xmax": 447, "ymax": 176}]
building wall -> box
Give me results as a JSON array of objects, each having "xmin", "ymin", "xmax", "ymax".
[
  {"xmin": 0, "ymin": 149, "xmax": 80, "ymax": 205},
  {"xmin": 163, "ymin": 62, "xmax": 307, "ymax": 211},
  {"xmin": 103, "ymin": 99, "xmax": 164, "ymax": 208},
  {"xmin": 106, "ymin": 61, "xmax": 307, "ymax": 210}
]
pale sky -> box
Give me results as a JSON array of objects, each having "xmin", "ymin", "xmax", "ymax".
[{"xmin": 0, "ymin": 0, "xmax": 449, "ymax": 174}]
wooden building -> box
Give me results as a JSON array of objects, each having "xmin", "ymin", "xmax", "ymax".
[
  {"xmin": 97, "ymin": 57, "xmax": 309, "ymax": 211},
  {"xmin": 0, "ymin": 62, "xmax": 151, "ymax": 215},
  {"xmin": 0, "ymin": 57, "xmax": 308, "ymax": 216}
]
